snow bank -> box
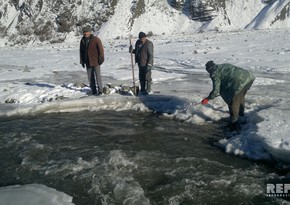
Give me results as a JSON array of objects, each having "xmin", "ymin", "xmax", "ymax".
[{"xmin": 0, "ymin": 184, "xmax": 75, "ymax": 205}]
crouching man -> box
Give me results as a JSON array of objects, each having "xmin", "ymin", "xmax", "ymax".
[{"xmin": 201, "ymin": 61, "xmax": 255, "ymax": 131}]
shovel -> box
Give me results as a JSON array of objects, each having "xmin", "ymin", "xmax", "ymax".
[{"xmin": 129, "ymin": 35, "xmax": 139, "ymax": 96}]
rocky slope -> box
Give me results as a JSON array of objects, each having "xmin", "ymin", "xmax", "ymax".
[{"xmin": 0, "ymin": 0, "xmax": 289, "ymax": 45}]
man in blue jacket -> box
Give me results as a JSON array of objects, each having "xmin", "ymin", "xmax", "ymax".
[{"xmin": 201, "ymin": 61, "xmax": 255, "ymax": 131}]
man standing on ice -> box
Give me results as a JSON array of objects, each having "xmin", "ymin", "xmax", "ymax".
[
  {"xmin": 80, "ymin": 26, "xmax": 104, "ymax": 95},
  {"xmin": 129, "ymin": 32, "xmax": 154, "ymax": 95},
  {"xmin": 201, "ymin": 61, "xmax": 255, "ymax": 131}
]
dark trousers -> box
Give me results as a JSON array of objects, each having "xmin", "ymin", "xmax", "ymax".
[
  {"xmin": 86, "ymin": 65, "xmax": 102, "ymax": 94},
  {"xmin": 228, "ymin": 80, "xmax": 254, "ymax": 123},
  {"xmin": 139, "ymin": 66, "xmax": 152, "ymax": 93}
]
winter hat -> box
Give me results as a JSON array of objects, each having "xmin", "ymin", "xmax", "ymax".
[
  {"xmin": 138, "ymin": 32, "xmax": 147, "ymax": 39},
  {"xmin": 82, "ymin": 26, "xmax": 92, "ymax": 32},
  {"xmin": 205, "ymin": 61, "xmax": 215, "ymax": 72}
]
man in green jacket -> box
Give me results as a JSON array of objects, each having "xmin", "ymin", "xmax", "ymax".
[{"xmin": 201, "ymin": 61, "xmax": 255, "ymax": 131}]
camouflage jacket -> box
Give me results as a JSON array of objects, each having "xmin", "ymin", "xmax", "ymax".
[{"xmin": 207, "ymin": 63, "xmax": 255, "ymax": 104}]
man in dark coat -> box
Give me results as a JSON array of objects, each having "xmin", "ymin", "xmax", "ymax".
[
  {"xmin": 201, "ymin": 61, "xmax": 255, "ymax": 131},
  {"xmin": 80, "ymin": 26, "xmax": 104, "ymax": 95},
  {"xmin": 129, "ymin": 32, "xmax": 154, "ymax": 95}
]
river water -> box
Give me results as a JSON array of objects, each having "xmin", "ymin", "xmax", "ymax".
[{"xmin": 0, "ymin": 110, "xmax": 285, "ymax": 204}]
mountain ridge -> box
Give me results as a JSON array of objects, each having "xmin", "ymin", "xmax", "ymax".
[{"xmin": 0, "ymin": 0, "xmax": 289, "ymax": 45}]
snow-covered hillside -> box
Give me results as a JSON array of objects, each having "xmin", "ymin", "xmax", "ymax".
[
  {"xmin": 98, "ymin": 0, "xmax": 202, "ymax": 40},
  {"xmin": 0, "ymin": 0, "xmax": 289, "ymax": 45}
]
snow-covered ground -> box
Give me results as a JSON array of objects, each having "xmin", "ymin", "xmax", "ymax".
[
  {"xmin": 0, "ymin": 28, "xmax": 290, "ymax": 204},
  {"xmin": 0, "ymin": 184, "xmax": 74, "ymax": 205}
]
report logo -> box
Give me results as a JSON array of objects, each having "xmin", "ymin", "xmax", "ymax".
[{"xmin": 266, "ymin": 183, "xmax": 290, "ymax": 197}]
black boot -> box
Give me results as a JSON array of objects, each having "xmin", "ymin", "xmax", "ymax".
[{"xmin": 228, "ymin": 121, "xmax": 241, "ymax": 131}]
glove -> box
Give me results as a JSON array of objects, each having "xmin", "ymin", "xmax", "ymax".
[
  {"xmin": 82, "ymin": 63, "xmax": 85, "ymax": 68},
  {"xmin": 147, "ymin": 64, "xmax": 152, "ymax": 70},
  {"xmin": 129, "ymin": 45, "xmax": 133, "ymax": 53},
  {"xmin": 201, "ymin": 98, "xmax": 209, "ymax": 105}
]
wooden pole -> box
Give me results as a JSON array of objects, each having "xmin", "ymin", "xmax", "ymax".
[{"xmin": 129, "ymin": 35, "xmax": 137, "ymax": 95}]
